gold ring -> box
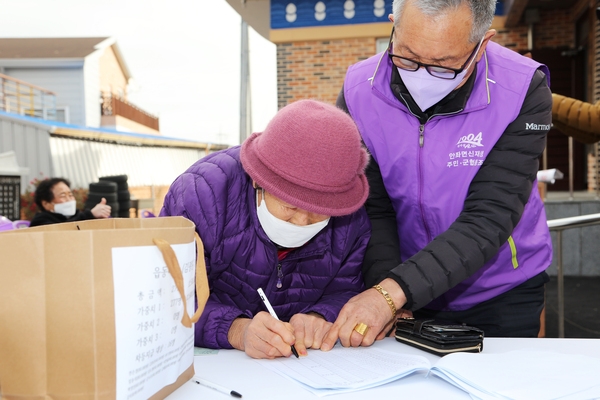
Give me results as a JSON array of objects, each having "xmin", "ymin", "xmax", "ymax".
[{"xmin": 353, "ymin": 322, "xmax": 369, "ymax": 336}]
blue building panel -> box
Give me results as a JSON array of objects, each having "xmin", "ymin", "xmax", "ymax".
[
  {"xmin": 271, "ymin": 0, "xmax": 505, "ymax": 30},
  {"xmin": 271, "ymin": 0, "xmax": 392, "ymax": 29},
  {"xmin": 495, "ymin": 1, "xmax": 504, "ymax": 16}
]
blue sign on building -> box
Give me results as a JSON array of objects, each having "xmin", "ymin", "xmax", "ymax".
[
  {"xmin": 271, "ymin": 1, "xmax": 504, "ymax": 30},
  {"xmin": 495, "ymin": 0, "xmax": 504, "ymax": 16},
  {"xmin": 271, "ymin": 0, "xmax": 392, "ymax": 29}
]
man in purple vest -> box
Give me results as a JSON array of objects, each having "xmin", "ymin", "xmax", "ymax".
[{"xmin": 322, "ymin": 0, "xmax": 553, "ymax": 350}]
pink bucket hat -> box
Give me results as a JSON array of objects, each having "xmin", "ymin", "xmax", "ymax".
[{"xmin": 240, "ymin": 99, "xmax": 369, "ymax": 217}]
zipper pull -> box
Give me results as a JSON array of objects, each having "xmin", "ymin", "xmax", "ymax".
[
  {"xmin": 419, "ymin": 124, "xmax": 425, "ymax": 147},
  {"xmin": 276, "ymin": 263, "xmax": 283, "ymax": 289}
]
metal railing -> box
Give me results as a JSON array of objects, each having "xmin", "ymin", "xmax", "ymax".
[
  {"xmin": 101, "ymin": 92, "xmax": 159, "ymax": 131},
  {"xmin": 0, "ymin": 73, "xmax": 57, "ymax": 120},
  {"xmin": 547, "ymin": 213, "xmax": 600, "ymax": 337}
]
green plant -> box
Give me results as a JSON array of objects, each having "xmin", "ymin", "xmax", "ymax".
[{"xmin": 20, "ymin": 176, "xmax": 89, "ymax": 221}]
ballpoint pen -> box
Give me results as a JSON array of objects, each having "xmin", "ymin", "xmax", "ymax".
[
  {"xmin": 194, "ymin": 377, "xmax": 242, "ymax": 398},
  {"xmin": 257, "ymin": 287, "xmax": 300, "ymax": 358}
]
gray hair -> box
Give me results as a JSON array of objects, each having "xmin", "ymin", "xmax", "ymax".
[{"xmin": 392, "ymin": 0, "xmax": 496, "ymax": 43}]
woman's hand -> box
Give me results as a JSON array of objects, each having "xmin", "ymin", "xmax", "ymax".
[
  {"xmin": 227, "ymin": 312, "xmax": 296, "ymax": 359},
  {"xmin": 289, "ymin": 312, "xmax": 333, "ymax": 356}
]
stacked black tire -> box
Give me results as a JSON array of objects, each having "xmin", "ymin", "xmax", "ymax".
[
  {"xmin": 100, "ymin": 175, "xmax": 131, "ymax": 218},
  {"xmin": 85, "ymin": 175, "xmax": 131, "ymax": 218},
  {"xmin": 86, "ymin": 181, "xmax": 118, "ymax": 217}
]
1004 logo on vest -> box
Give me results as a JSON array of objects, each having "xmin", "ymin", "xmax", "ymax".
[{"xmin": 456, "ymin": 132, "xmax": 484, "ymax": 149}]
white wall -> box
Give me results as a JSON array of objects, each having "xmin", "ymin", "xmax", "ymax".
[
  {"xmin": 50, "ymin": 136, "xmax": 205, "ymax": 188},
  {"xmin": 83, "ymin": 52, "xmax": 101, "ymax": 128},
  {"xmin": 3, "ymin": 67, "xmax": 86, "ymax": 126},
  {"xmin": 0, "ymin": 113, "xmax": 54, "ymax": 193}
]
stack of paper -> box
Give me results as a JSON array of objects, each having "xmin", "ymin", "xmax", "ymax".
[
  {"xmin": 430, "ymin": 350, "xmax": 600, "ymax": 400},
  {"xmin": 256, "ymin": 347, "xmax": 600, "ymax": 399},
  {"xmin": 256, "ymin": 347, "xmax": 431, "ymax": 396}
]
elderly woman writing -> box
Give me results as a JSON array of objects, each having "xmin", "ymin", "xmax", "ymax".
[{"xmin": 161, "ymin": 100, "xmax": 370, "ymax": 359}]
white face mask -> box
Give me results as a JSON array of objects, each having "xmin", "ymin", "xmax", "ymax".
[
  {"xmin": 53, "ymin": 200, "xmax": 77, "ymax": 217},
  {"xmin": 256, "ymin": 189, "xmax": 330, "ymax": 248},
  {"xmin": 396, "ymin": 39, "xmax": 483, "ymax": 112}
]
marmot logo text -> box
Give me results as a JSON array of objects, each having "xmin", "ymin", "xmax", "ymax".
[{"xmin": 526, "ymin": 123, "xmax": 551, "ymax": 131}]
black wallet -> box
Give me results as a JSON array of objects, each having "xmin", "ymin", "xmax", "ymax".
[{"xmin": 394, "ymin": 318, "xmax": 484, "ymax": 357}]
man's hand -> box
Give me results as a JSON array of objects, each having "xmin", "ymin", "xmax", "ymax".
[
  {"xmin": 91, "ymin": 198, "xmax": 111, "ymax": 219},
  {"xmin": 321, "ymin": 279, "xmax": 407, "ymax": 350},
  {"xmin": 289, "ymin": 312, "xmax": 332, "ymax": 356},
  {"xmin": 227, "ymin": 312, "xmax": 296, "ymax": 359}
]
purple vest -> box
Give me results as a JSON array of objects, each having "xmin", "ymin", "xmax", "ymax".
[{"xmin": 344, "ymin": 41, "xmax": 552, "ymax": 310}]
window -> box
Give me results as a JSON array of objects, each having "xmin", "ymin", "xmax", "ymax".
[
  {"xmin": 55, "ymin": 107, "xmax": 70, "ymax": 123},
  {"xmin": 23, "ymin": 106, "xmax": 70, "ymax": 123},
  {"xmin": 376, "ymin": 37, "xmax": 389, "ymax": 54}
]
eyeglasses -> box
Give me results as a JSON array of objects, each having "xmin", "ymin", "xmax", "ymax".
[
  {"xmin": 55, "ymin": 191, "xmax": 75, "ymax": 201},
  {"xmin": 387, "ymin": 28, "xmax": 483, "ymax": 80}
]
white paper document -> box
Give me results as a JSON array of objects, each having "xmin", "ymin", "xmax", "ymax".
[
  {"xmin": 257, "ymin": 347, "xmax": 600, "ymax": 399},
  {"xmin": 430, "ymin": 350, "xmax": 600, "ymax": 400},
  {"xmin": 255, "ymin": 346, "xmax": 431, "ymax": 396},
  {"xmin": 112, "ymin": 241, "xmax": 196, "ymax": 400}
]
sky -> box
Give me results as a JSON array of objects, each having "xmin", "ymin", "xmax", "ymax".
[{"xmin": 0, "ymin": 0, "xmax": 277, "ymax": 146}]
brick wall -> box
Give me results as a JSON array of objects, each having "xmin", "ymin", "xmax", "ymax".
[
  {"xmin": 492, "ymin": 9, "xmax": 574, "ymax": 51},
  {"xmin": 595, "ymin": 13, "xmax": 600, "ymax": 103},
  {"xmin": 535, "ymin": 9, "xmax": 575, "ymax": 49},
  {"xmin": 276, "ymin": 8, "xmax": 576, "ymax": 109},
  {"xmin": 492, "ymin": 26, "xmax": 529, "ymax": 51},
  {"xmin": 277, "ymin": 38, "xmax": 376, "ymax": 108},
  {"xmin": 590, "ymin": 17, "xmax": 600, "ymax": 192}
]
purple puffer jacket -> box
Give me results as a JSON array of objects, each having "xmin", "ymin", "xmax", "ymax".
[{"xmin": 160, "ymin": 146, "xmax": 370, "ymax": 349}]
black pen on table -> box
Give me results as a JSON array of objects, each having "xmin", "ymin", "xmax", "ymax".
[
  {"xmin": 194, "ymin": 377, "xmax": 242, "ymax": 398},
  {"xmin": 257, "ymin": 287, "xmax": 300, "ymax": 358}
]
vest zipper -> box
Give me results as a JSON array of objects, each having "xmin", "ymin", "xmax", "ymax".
[
  {"xmin": 276, "ymin": 263, "xmax": 283, "ymax": 288},
  {"xmin": 374, "ymin": 82, "xmax": 469, "ymax": 244},
  {"xmin": 271, "ymin": 245, "xmax": 326, "ymax": 291},
  {"xmin": 416, "ymin": 111, "xmax": 463, "ymax": 242},
  {"xmin": 417, "ymin": 123, "xmax": 432, "ymax": 241}
]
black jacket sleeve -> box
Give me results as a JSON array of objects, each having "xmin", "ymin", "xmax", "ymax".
[
  {"xmin": 339, "ymin": 69, "xmax": 552, "ymax": 310},
  {"xmin": 68, "ymin": 210, "xmax": 96, "ymax": 222},
  {"xmin": 29, "ymin": 209, "xmax": 96, "ymax": 227}
]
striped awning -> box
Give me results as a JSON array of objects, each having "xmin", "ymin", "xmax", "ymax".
[
  {"xmin": 0, "ymin": 110, "xmax": 229, "ymax": 192},
  {"xmin": 49, "ymin": 136, "xmax": 209, "ymax": 188}
]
